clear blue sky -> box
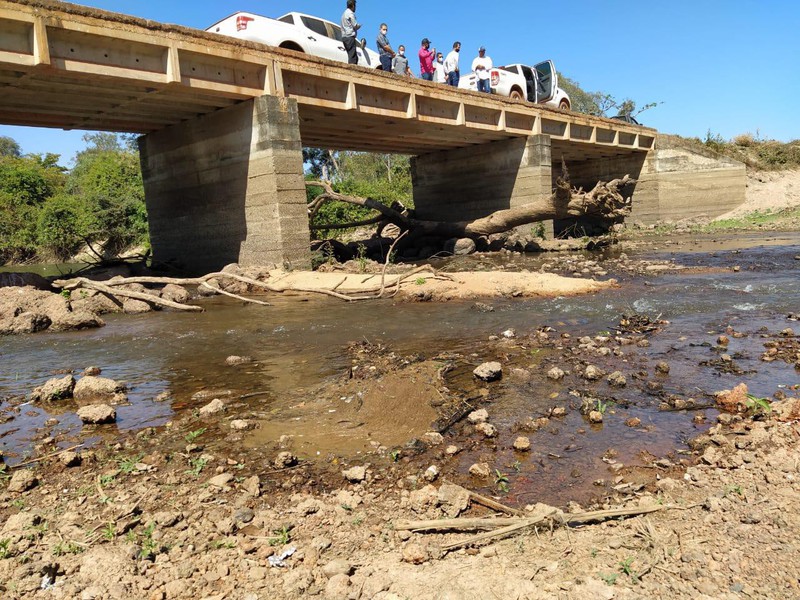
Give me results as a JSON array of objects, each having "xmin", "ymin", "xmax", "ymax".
[{"xmin": 2, "ymin": 0, "xmax": 798, "ymax": 165}]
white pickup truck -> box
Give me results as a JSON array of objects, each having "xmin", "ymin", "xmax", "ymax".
[
  {"xmin": 459, "ymin": 60, "xmax": 571, "ymax": 110},
  {"xmin": 206, "ymin": 12, "xmax": 380, "ymax": 68}
]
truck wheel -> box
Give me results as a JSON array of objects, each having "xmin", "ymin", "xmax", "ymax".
[
  {"xmin": 510, "ymin": 89, "xmax": 524, "ymax": 101},
  {"xmin": 559, "ymin": 99, "xmax": 570, "ymax": 110}
]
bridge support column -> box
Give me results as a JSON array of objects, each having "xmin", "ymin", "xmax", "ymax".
[
  {"xmin": 411, "ymin": 135, "xmax": 552, "ymax": 222},
  {"xmin": 139, "ymin": 96, "xmax": 310, "ymax": 273}
]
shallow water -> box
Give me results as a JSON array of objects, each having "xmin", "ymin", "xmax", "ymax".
[{"xmin": 2, "ymin": 232, "xmax": 799, "ymax": 503}]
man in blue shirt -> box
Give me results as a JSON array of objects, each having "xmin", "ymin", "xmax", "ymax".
[{"xmin": 341, "ymin": 0, "xmax": 361, "ymax": 65}]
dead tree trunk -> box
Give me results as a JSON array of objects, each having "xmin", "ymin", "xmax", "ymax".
[{"xmin": 306, "ymin": 173, "xmax": 635, "ymax": 239}]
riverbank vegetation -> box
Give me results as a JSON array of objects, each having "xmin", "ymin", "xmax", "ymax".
[{"xmin": 0, "ymin": 133, "xmax": 146, "ymax": 265}]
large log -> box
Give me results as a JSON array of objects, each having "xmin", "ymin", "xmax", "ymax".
[{"xmin": 306, "ymin": 173, "xmax": 635, "ymax": 239}]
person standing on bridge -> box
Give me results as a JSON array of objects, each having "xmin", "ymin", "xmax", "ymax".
[
  {"xmin": 392, "ymin": 45, "xmax": 413, "ymax": 77},
  {"xmin": 376, "ymin": 23, "xmax": 395, "ymax": 71},
  {"xmin": 418, "ymin": 38, "xmax": 436, "ymax": 81},
  {"xmin": 444, "ymin": 41, "xmax": 461, "ymax": 87},
  {"xmin": 433, "ymin": 52, "xmax": 446, "ymax": 83},
  {"xmin": 341, "ymin": 0, "xmax": 362, "ymax": 65},
  {"xmin": 472, "ymin": 46, "xmax": 492, "ymax": 93}
]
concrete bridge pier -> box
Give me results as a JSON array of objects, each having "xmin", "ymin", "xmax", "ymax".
[
  {"xmin": 411, "ymin": 135, "xmax": 553, "ymax": 223},
  {"xmin": 138, "ymin": 95, "xmax": 311, "ymax": 274}
]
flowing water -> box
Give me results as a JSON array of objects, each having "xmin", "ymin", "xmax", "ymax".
[{"xmin": 2, "ymin": 232, "xmax": 799, "ymax": 504}]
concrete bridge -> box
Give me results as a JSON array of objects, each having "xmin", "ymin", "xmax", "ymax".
[{"xmin": 0, "ymin": 0, "xmax": 745, "ymax": 272}]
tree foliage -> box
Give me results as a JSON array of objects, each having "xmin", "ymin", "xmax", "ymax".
[
  {"xmin": 305, "ymin": 149, "xmax": 413, "ymax": 240},
  {"xmin": 558, "ymin": 75, "xmax": 660, "ymax": 119},
  {"xmin": 0, "ymin": 133, "xmax": 147, "ymax": 264}
]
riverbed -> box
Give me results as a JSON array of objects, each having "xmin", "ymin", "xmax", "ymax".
[{"xmin": 1, "ymin": 232, "xmax": 798, "ymax": 505}]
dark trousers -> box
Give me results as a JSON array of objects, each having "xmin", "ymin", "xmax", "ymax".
[
  {"xmin": 477, "ymin": 78, "xmax": 491, "ymax": 93},
  {"xmin": 379, "ymin": 54, "xmax": 392, "ymax": 71},
  {"xmin": 343, "ymin": 36, "xmax": 358, "ymax": 64},
  {"xmin": 447, "ymin": 71, "xmax": 460, "ymax": 87},
  {"xmin": 420, "ymin": 72, "xmax": 433, "ymax": 81}
]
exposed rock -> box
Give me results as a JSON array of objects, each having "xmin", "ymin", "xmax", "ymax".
[
  {"xmin": 607, "ymin": 371, "xmax": 627, "ymax": 387},
  {"xmin": 655, "ymin": 361, "xmax": 671, "ymax": 374},
  {"xmin": 583, "ymin": 365, "xmax": 604, "ymax": 380},
  {"xmin": 160, "ymin": 284, "xmax": 191, "ymax": 305},
  {"xmin": 438, "ymin": 483, "xmax": 470, "ymax": 517},
  {"xmin": 473, "ymin": 361, "xmax": 502, "ymax": 382},
  {"xmin": 230, "ymin": 419, "xmax": 254, "ymax": 431},
  {"xmin": 225, "ymin": 355, "xmax": 253, "ymax": 366},
  {"xmin": 77, "ymin": 404, "xmax": 117, "ymax": 424},
  {"xmin": 241, "ymin": 475, "xmax": 261, "ymax": 497},
  {"xmin": 274, "ymin": 451, "xmax": 297, "ymax": 469},
  {"xmin": 445, "ymin": 237, "xmax": 476, "ymax": 256},
  {"xmin": 342, "ymin": 465, "xmax": 366, "ymax": 482},
  {"xmin": 60, "ymin": 451, "xmax": 82, "ymax": 467},
  {"xmin": 445, "ymin": 445, "xmax": 461, "ymax": 455},
  {"xmin": 423, "ymin": 465, "xmax": 439, "ymax": 482},
  {"xmin": 547, "ymin": 367, "xmax": 565, "ymax": 381},
  {"xmin": 469, "ymin": 462, "xmax": 491, "ymax": 478},
  {"xmin": 324, "ymin": 573, "xmax": 351, "ymax": 598},
  {"xmin": 322, "ymin": 559, "xmax": 352, "ymax": 578},
  {"xmin": 83, "ymin": 366, "xmax": 102, "ymax": 376},
  {"xmin": 513, "ymin": 436, "xmax": 531, "ymax": 451},
  {"xmin": 550, "ymin": 407, "xmax": 567, "ymax": 417},
  {"xmin": 208, "ymin": 473, "xmax": 234, "ymax": 488},
  {"xmin": 8, "ymin": 469, "xmax": 38, "ymax": 493},
  {"xmin": 0, "ymin": 287, "xmax": 104, "ymax": 335},
  {"xmin": 588, "ymin": 411, "xmax": 604, "ymax": 424},
  {"xmin": 475, "ymin": 422, "xmax": 497, "ymax": 438},
  {"xmin": 402, "ymin": 542, "xmax": 430, "ymax": 564},
  {"xmin": 199, "ymin": 398, "xmax": 226, "ymax": 416},
  {"xmin": 625, "ymin": 417, "xmax": 642, "ymax": 427},
  {"xmin": 421, "ymin": 432, "xmax": 443, "ymax": 446},
  {"xmin": 73, "ymin": 376, "xmax": 126, "ymax": 402},
  {"xmin": 30, "ymin": 374, "xmax": 75, "ymax": 402},
  {"xmin": 715, "ymin": 383, "xmax": 749, "ymax": 412},
  {"xmin": 467, "ymin": 409, "xmax": 488, "ymax": 424}
]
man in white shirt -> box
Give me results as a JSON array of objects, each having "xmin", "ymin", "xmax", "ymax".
[
  {"xmin": 433, "ymin": 52, "xmax": 446, "ymax": 83},
  {"xmin": 444, "ymin": 41, "xmax": 461, "ymax": 87},
  {"xmin": 472, "ymin": 46, "xmax": 492, "ymax": 93}
]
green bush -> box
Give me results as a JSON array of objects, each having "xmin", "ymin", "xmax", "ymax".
[{"xmin": 36, "ymin": 194, "xmax": 94, "ymax": 261}]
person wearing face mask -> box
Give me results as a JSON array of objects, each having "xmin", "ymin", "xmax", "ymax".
[
  {"xmin": 472, "ymin": 46, "xmax": 492, "ymax": 93},
  {"xmin": 433, "ymin": 52, "xmax": 446, "ymax": 83},
  {"xmin": 392, "ymin": 45, "xmax": 413, "ymax": 77},
  {"xmin": 418, "ymin": 38, "xmax": 436, "ymax": 81},
  {"xmin": 444, "ymin": 41, "xmax": 461, "ymax": 87},
  {"xmin": 376, "ymin": 23, "xmax": 395, "ymax": 71}
]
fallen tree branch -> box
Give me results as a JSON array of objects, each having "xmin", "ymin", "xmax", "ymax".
[
  {"xmin": 397, "ymin": 503, "xmax": 678, "ymax": 552},
  {"xmin": 305, "ymin": 174, "xmax": 635, "ymax": 241}
]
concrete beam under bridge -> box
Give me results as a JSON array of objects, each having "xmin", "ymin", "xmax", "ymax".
[
  {"xmin": 138, "ymin": 96, "xmax": 311, "ymax": 273},
  {"xmin": 412, "ymin": 133, "xmax": 745, "ymax": 235}
]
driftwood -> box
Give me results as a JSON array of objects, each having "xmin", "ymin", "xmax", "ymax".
[
  {"xmin": 396, "ymin": 502, "xmax": 682, "ymax": 552},
  {"xmin": 52, "ymin": 264, "xmax": 451, "ymax": 311},
  {"xmin": 306, "ymin": 173, "xmax": 634, "ymax": 239}
]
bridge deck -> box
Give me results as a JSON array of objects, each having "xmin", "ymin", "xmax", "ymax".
[{"xmin": 0, "ymin": 0, "xmax": 656, "ymax": 158}]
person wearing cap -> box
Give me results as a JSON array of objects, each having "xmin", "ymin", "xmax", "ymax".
[
  {"xmin": 376, "ymin": 23, "xmax": 395, "ymax": 72},
  {"xmin": 418, "ymin": 38, "xmax": 436, "ymax": 81},
  {"xmin": 472, "ymin": 46, "xmax": 492, "ymax": 93},
  {"xmin": 444, "ymin": 41, "xmax": 461, "ymax": 87}
]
